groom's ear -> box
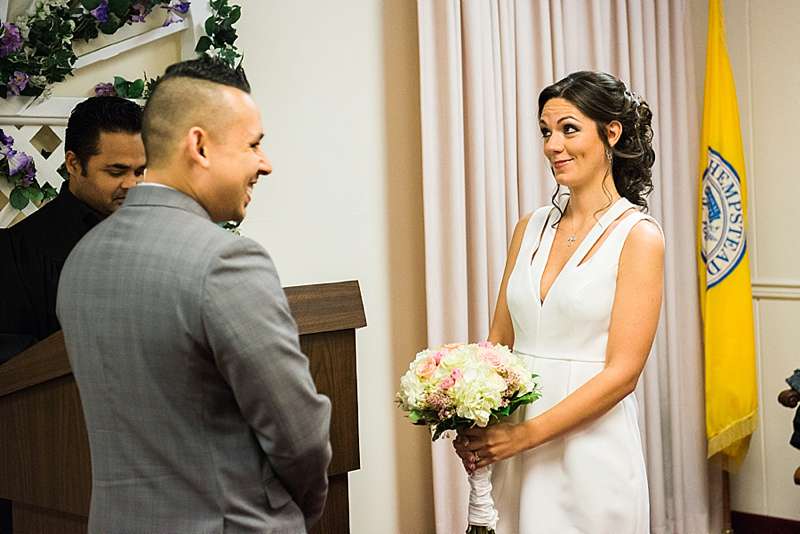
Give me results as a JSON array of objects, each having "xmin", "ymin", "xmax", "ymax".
[{"xmin": 186, "ymin": 127, "xmax": 211, "ymax": 169}]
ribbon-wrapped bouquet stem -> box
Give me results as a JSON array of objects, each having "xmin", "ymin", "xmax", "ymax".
[{"xmin": 396, "ymin": 342, "xmax": 540, "ymax": 534}]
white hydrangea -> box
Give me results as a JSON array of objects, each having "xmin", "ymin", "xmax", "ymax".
[{"xmin": 397, "ymin": 342, "xmax": 539, "ymax": 429}]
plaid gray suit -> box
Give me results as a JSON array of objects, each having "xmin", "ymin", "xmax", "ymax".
[{"xmin": 57, "ymin": 185, "xmax": 332, "ymax": 534}]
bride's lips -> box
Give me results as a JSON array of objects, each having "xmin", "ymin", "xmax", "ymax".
[{"xmin": 553, "ymin": 158, "xmax": 573, "ymax": 170}]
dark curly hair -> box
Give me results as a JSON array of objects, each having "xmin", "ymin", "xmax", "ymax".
[{"xmin": 538, "ymin": 71, "xmax": 655, "ymax": 211}]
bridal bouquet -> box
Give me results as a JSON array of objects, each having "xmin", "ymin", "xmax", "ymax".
[{"xmin": 396, "ymin": 342, "xmax": 540, "ymax": 534}]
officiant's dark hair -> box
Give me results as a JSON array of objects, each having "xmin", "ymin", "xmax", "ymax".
[
  {"xmin": 65, "ymin": 96, "xmax": 143, "ymax": 174},
  {"xmin": 538, "ymin": 71, "xmax": 655, "ymax": 212},
  {"xmin": 142, "ymin": 57, "xmax": 252, "ymax": 166}
]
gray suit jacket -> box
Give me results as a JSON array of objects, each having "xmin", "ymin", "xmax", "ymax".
[{"xmin": 57, "ymin": 185, "xmax": 332, "ymax": 534}]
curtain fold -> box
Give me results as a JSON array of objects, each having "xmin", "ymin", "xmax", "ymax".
[{"xmin": 417, "ymin": 1, "xmax": 719, "ymax": 533}]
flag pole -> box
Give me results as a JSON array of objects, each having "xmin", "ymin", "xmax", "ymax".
[{"xmin": 722, "ymin": 470, "xmax": 733, "ymax": 533}]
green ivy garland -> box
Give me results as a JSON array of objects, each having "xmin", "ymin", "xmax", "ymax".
[
  {"xmin": 0, "ymin": 0, "xmax": 242, "ymax": 211},
  {"xmin": 99, "ymin": 0, "xmax": 242, "ymax": 99}
]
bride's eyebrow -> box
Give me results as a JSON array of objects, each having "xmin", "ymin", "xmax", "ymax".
[{"xmin": 539, "ymin": 115, "xmax": 581, "ymax": 127}]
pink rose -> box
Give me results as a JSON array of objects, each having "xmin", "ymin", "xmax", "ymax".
[
  {"xmin": 440, "ymin": 369, "xmax": 463, "ymax": 391},
  {"xmin": 416, "ymin": 356, "xmax": 438, "ymax": 378},
  {"xmin": 433, "ymin": 351, "xmax": 444, "ymax": 365},
  {"xmin": 481, "ymin": 350, "xmax": 502, "ymax": 368},
  {"xmin": 478, "ymin": 340, "xmax": 493, "ymax": 348}
]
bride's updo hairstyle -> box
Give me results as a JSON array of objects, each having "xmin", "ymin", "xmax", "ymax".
[{"xmin": 538, "ymin": 71, "xmax": 655, "ymax": 210}]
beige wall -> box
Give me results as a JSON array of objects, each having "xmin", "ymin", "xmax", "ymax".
[
  {"xmin": 690, "ymin": 0, "xmax": 800, "ymax": 521},
  {"xmin": 236, "ymin": 1, "xmax": 433, "ymax": 533},
  {"xmin": 36, "ymin": 1, "xmax": 433, "ymax": 531}
]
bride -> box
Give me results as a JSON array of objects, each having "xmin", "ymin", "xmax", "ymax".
[{"xmin": 454, "ymin": 71, "xmax": 664, "ymax": 534}]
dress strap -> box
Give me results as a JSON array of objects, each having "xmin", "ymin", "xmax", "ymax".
[
  {"xmin": 517, "ymin": 206, "xmax": 555, "ymax": 266},
  {"xmin": 567, "ymin": 197, "xmax": 636, "ymax": 269}
]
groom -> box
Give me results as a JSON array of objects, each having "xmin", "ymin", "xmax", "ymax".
[{"xmin": 57, "ymin": 57, "xmax": 332, "ymax": 533}]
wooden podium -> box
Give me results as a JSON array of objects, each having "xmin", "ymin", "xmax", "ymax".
[{"xmin": 0, "ymin": 281, "xmax": 365, "ymax": 534}]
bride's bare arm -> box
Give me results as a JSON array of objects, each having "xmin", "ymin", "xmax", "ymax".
[
  {"xmin": 486, "ymin": 213, "xmax": 533, "ymax": 348},
  {"xmin": 458, "ymin": 219, "xmax": 664, "ymax": 470}
]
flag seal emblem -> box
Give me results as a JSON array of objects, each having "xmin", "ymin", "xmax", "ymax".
[{"xmin": 701, "ymin": 146, "xmax": 746, "ymax": 288}]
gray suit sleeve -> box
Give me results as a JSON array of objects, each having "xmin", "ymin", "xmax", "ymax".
[{"xmin": 201, "ymin": 237, "xmax": 332, "ymax": 526}]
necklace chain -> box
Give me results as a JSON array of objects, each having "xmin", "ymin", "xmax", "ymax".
[
  {"xmin": 562, "ymin": 198, "xmax": 620, "ymax": 247},
  {"xmin": 565, "ymin": 215, "xmax": 585, "ymax": 247},
  {"xmin": 564, "ymin": 211, "xmax": 594, "ymax": 247}
]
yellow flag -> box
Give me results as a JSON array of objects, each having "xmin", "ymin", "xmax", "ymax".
[{"xmin": 698, "ymin": 0, "xmax": 757, "ymax": 470}]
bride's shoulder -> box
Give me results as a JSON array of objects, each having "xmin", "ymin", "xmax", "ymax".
[
  {"xmin": 620, "ymin": 217, "xmax": 665, "ymax": 269},
  {"xmin": 519, "ymin": 205, "xmax": 555, "ymax": 230},
  {"xmin": 510, "ymin": 206, "xmax": 551, "ymax": 245}
]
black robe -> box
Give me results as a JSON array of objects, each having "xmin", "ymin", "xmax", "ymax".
[{"xmin": 0, "ymin": 182, "xmax": 102, "ymax": 361}]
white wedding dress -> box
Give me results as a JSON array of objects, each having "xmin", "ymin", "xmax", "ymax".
[{"xmin": 491, "ymin": 197, "xmax": 654, "ymax": 534}]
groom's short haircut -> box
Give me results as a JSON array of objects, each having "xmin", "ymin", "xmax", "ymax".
[{"xmin": 142, "ymin": 57, "xmax": 251, "ymax": 167}]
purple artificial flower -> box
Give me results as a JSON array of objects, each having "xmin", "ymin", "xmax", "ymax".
[
  {"xmin": 91, "ymin": 0, "xmax": 110, "ymax": 23},
  {"xmin": 0, "ymin": 145, "xmax": 16, "ymax": 159},
  {"xmin": 7, "ymin": 71, "xmax": 30, "ymax": 96},
  {"xmin": 8, "ymin": 150, "xmax": 33, "ymax": 181},
  {"xmin": 19, "ymin": 159, "xmax": 36, "ymax": 187},
  {"xmin": 128, "ymin": 2, "xmax": 147, "ymax": 23},
  {"xmin": 94, "ymin": 82, "xmax": 117, "ymax": 97},
  {"xmin": 163, "ymin": 0, "xmax": 190, "ymax": 26},
  {"xmin": 162, "ymin": 11, "xmax": 183, "ymax": 27},
  {"xmin": 0, "ymin": 128, "xmax": 14, "ymax": 149},
  {"xmin": 0, "ymin": 128, "xmax": 16, "ymax": 159},
  {"xmin": 23, "ymin": 165, "xmax": 36, "ymax": 186},
  {"xmin": 168, "ymin": 1, "xmax": 191, "ymax": 15},
  {"xmin": 0, "ymin": 22, "xmax": 23, "ymax": 57}
]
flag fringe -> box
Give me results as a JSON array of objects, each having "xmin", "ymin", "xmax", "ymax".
[{"xmin": 707, "ymin": 410, "xmax": 757, "ymax": 459}]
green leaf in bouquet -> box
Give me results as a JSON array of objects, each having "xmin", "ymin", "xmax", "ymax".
[
  {"xmin": 408, "ymin": 410, "xmax": 424, "ymax": 424},
  {"xmin": 489, "ymin": 382, "xmax": 542, "ymax": 422},
  {"xmin": 431, "ymin": 415, "xmax": 474, "ymax": 441},
  {"xmin": 9, "ymin": 187, "xmax": 29, "ymax": 210}
]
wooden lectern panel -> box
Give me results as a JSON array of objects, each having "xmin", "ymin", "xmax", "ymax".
[
  {"xmin": 0, "ymin": 280, "xmax": 364, "ymax": 534},
  {"xmin": 0, "ymin": 375, "xmax": 90, "ymax": 516},
  {"xmin": 302, "ymin": 330, "xmax": 360, "ymax": 475}
]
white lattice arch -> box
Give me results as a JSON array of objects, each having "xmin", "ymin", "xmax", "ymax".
[{"xmin": 0, "ymin": 0, "xmax": 211, "ymax": 228}]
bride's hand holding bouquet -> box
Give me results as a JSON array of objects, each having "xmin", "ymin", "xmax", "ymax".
[{"xmin": 396, "ymin": 342, "xmax": 540, "ymax": 534}]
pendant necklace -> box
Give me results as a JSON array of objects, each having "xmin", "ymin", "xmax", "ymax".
[{"xmin": 566, "ymin": 215, "xmax": 578, "ymax": 247}]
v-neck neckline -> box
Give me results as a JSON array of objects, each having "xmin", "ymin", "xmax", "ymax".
[{"xmin": 535, "ymin": 197, "xmax": 632, "ymax": 307}]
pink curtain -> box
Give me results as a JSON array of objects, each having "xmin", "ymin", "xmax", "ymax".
[{"xmin": 417, "ymin": 1, "xmax": 720, "ymax": 533}]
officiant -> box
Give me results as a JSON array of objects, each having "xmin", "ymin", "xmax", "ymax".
[{"xmin": 0, "ymin": 96, "xmax": 145, "ymax": 364}]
